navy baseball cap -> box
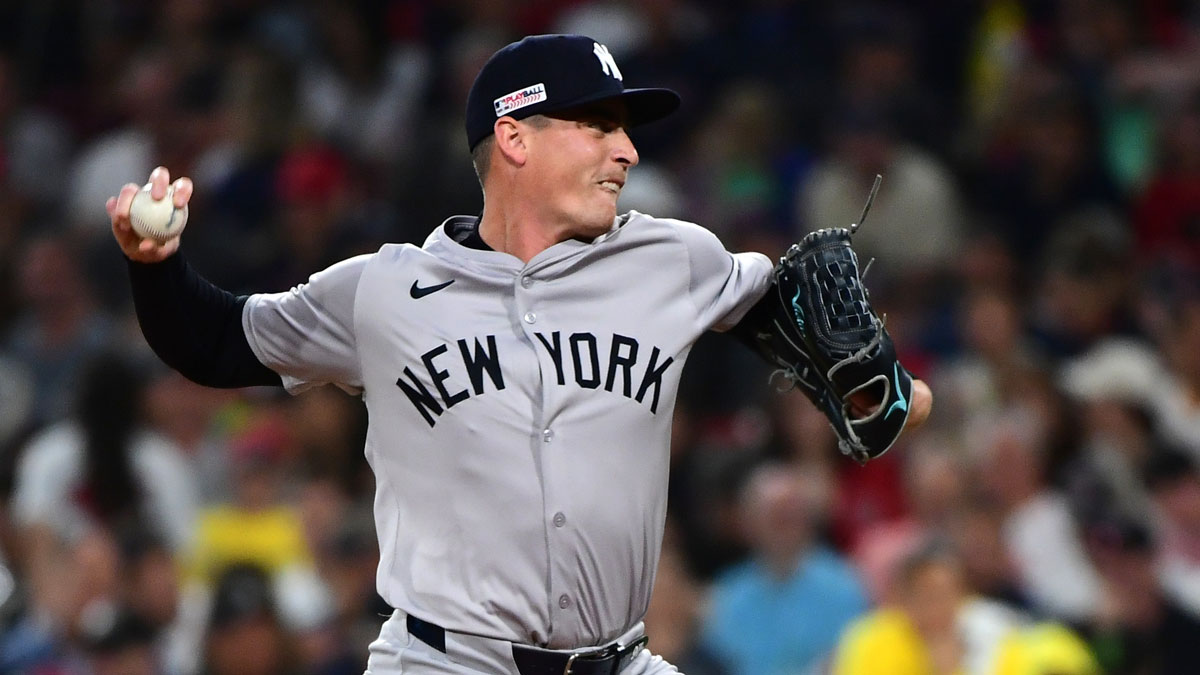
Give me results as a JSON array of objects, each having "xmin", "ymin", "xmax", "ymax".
[{"xmin": 465, "ymin": 34, "xmax": 681, "ymax": 150}]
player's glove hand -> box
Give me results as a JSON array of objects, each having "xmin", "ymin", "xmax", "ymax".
[{"xmin": 734, "ymin": 177, "xmax": 913, "ymax": 464}]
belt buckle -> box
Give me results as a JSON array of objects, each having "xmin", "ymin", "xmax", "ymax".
[
  {"xmin": 562, "ymin": 636, "xmax": 647, "ymax": 675},
  {"xmin": 562, "ymin": 645, "xmax": 611, "ymax": 675}
]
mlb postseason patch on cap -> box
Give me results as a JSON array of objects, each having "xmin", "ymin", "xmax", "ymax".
[{"xmin": 494, "ymin": 83, "xmax": 547, "ymax": 117}]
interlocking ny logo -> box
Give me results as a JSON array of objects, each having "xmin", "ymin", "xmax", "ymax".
[{"xmin": 593, "ymin": 43, "xmax": 622, "ymax": 80}]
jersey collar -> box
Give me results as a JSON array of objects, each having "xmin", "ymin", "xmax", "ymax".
[{"xmin": 426, "ymin": 214, "xmax": 631, "ymax": 271}]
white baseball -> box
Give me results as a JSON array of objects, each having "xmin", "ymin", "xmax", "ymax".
[{"xmin": 129, "ymin": 183, "xmax": 188, "ymax": 242}]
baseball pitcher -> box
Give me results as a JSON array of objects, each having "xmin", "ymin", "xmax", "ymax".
[{"xmin": 108, "ymin": 34, "xmax": 931, "ymax": 675}]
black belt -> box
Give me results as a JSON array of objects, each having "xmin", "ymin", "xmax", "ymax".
[{"xmin": 406, "ymin": 614, "xmax": 647, "ymax": 675}]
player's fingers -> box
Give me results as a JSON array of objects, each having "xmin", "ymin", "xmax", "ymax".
[
  {"xmin": 108, "ymin": 197, "xmax": 132, "ymax": 240},
  {"xmin": 149, "ymin": 166, "xmax": 170, "ymax": 200},
  {"xmin": 115, "ymin": 183, "xmax": 140, "ymax": 218},
  {"xmin": 133, "ymin": 235, "xmax": 179, "ymax": 261},
  {"xmin": 108, "ymin": 196, "xmax": 130, "ymax": 231},
  {"xmin": 112, "ymin": 220, "xmax": 145, "ymax": 257},
  {"xmin": 172, "ymin": 177, "xmax": 193, "ymax": 207},
  {"xmin": 159, "ymin": 237, "xmax": 180, "ymax": 258}
]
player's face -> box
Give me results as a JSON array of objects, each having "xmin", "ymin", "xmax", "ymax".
[{"xmin": 525, "ymin": 101, "xmax": 639, "ymax": 240}]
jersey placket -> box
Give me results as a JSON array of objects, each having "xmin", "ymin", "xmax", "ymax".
[{"xmin": 512, "ymin": 257, "xmax": 585, "ymax": 643}]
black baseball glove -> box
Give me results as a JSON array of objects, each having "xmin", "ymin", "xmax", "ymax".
[{"xmin": 733, "ymin": 177, "xmax": 914, "ymax": 464}]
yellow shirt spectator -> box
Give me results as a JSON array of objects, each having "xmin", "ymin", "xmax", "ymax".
[
  {"xmin": 993, "ymin": 623, "xmax": 1100, "ymax": 675},
  {"xmin": 832, "ymin": 608, "xmax": 1099, "ymax": 675},
  {"xmin": 189, "ymin": 504, "xmax": 312, "ymax": 581},
  {"xmin": 832, "ymin": 608, "xmax": 949, "ymax": 675}
]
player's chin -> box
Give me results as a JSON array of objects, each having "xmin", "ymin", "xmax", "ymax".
[
  {"xmin": 569, "ymin": 218, "xmax": 614, "ymax": 243},
  {"xmin": 576, "ymin": 201, "xmax": 617, "ymax": 234}
]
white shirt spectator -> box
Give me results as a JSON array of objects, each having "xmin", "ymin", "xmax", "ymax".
[
  {"xmin": 1154, "ymin": 380, "xmax": 1200, "ymax": 466},
  {"xmin": 1005, "ymin": 491, "xmax": 1103, "ymax": 623},
  {"xmin": 798, "ymin": 145, "xmax": 963, "ymax": 274},
  {"xmin": 12, "ymin": 422, "xmax": 198, "ymax": 552}
]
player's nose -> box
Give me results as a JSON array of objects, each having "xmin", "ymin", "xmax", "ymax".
[{"xmin": 612, "ymin": 128, "xmax": 639, "ymax": 168}]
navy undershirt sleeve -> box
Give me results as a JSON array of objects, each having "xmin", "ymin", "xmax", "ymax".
[{"xmin": 126, "ymin": 254, "xmax": 283, "ymax": 388}]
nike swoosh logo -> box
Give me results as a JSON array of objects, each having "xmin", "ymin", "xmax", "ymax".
[
  {"xmin": 885, "ymin": 363, "xmax": 908, "ymax": 419},
  {"xmin": 410, "ymin": 279, "xmax": 455, "ymax": 299}
]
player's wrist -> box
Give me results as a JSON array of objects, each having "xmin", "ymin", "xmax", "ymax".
[
  {"xmin": 125, "ymin": 247, "xmax": 184, "ymax": 271},
  {"xmin": 121, "ymin": 239, "xmax": 180, "ymax": 264}
]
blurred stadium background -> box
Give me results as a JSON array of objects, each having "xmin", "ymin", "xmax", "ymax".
[{"xmin": 0, "ymin": 1, "xmax": 1199, "ymax": 673}]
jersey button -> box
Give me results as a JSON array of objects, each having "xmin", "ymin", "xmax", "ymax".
[
  {"xmin": 558, "ymin": 594, "xmax": 571, "ymax": 609},
  {"xmin": 542, "ymin": 429, "xmax": 554, "ymax": 443},
  {"xmin": 520, "ymin": 276, "xmax": 533, "ymax": 288},
  {"xmin": 523, "ymin": 311, "xmax": 537, "ymax": 324},
  {"xmin": 553, "ymin": 512, "xmax": 566, "ymax": 527}
]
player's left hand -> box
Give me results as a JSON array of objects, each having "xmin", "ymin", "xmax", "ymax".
[
  {"xmin": 847, "ymin": 377, "xmax": 932, "ymax": 431},
  {"xmin": 734, "ymin": 226, "xmax": 931, "ymax": 464},
  {"xmin": 107, "ymin": 166, "xmax": 193, "ymax": 263},
  {"xmin": 907, "ymin": 379, "xmax": 932, "ymax": 430}
]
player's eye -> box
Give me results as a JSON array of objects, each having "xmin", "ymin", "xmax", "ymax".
[{"xmin": 585, "ymin": 119, "xmax": 621, "ymax": 133}]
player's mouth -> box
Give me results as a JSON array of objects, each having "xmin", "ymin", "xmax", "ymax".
[{"xmin": 599, "ymin": 179, "xmax": 623, "ymax": 195}]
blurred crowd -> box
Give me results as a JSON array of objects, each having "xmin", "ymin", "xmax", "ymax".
[{"xmin": 1, "ymin": 1, "xmax": 1199, "ymax": 674}]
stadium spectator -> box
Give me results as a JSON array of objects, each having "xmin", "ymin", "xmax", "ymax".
[{"xmin": 700, "ymin": 463, "xmax": 866, "ymax": 675}]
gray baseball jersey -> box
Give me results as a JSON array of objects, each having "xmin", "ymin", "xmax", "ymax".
[{"xmin": 242, "ymin": 211, "xmax": 773, "ymax": 649}]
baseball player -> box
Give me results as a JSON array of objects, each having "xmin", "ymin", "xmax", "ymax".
[{"xmin": 108, "ymin": 34, "xmax": 931, "ymax": 675}]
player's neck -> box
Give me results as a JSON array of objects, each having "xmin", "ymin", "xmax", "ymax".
[{"xmin": 477, "ymin": 200, "xmax": 567, "ymax": 263}]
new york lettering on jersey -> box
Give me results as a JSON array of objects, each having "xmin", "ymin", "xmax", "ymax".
[{"xmin": 395, "ymin": 331, "xmax": 674, "ymax": 427}]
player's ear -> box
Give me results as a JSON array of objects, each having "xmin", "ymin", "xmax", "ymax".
[{"xmin": 494, "ymin": 117, "xmax": 528, "ymax": 166}]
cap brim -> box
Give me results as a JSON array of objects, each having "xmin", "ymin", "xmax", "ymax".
[
  {"xmin": 541, "ymin": 87, "xmax": 681, "ymax": 129},
  {"xmin": 618, "ymin": 88, "xmax": 682, "ymax": 128}
]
